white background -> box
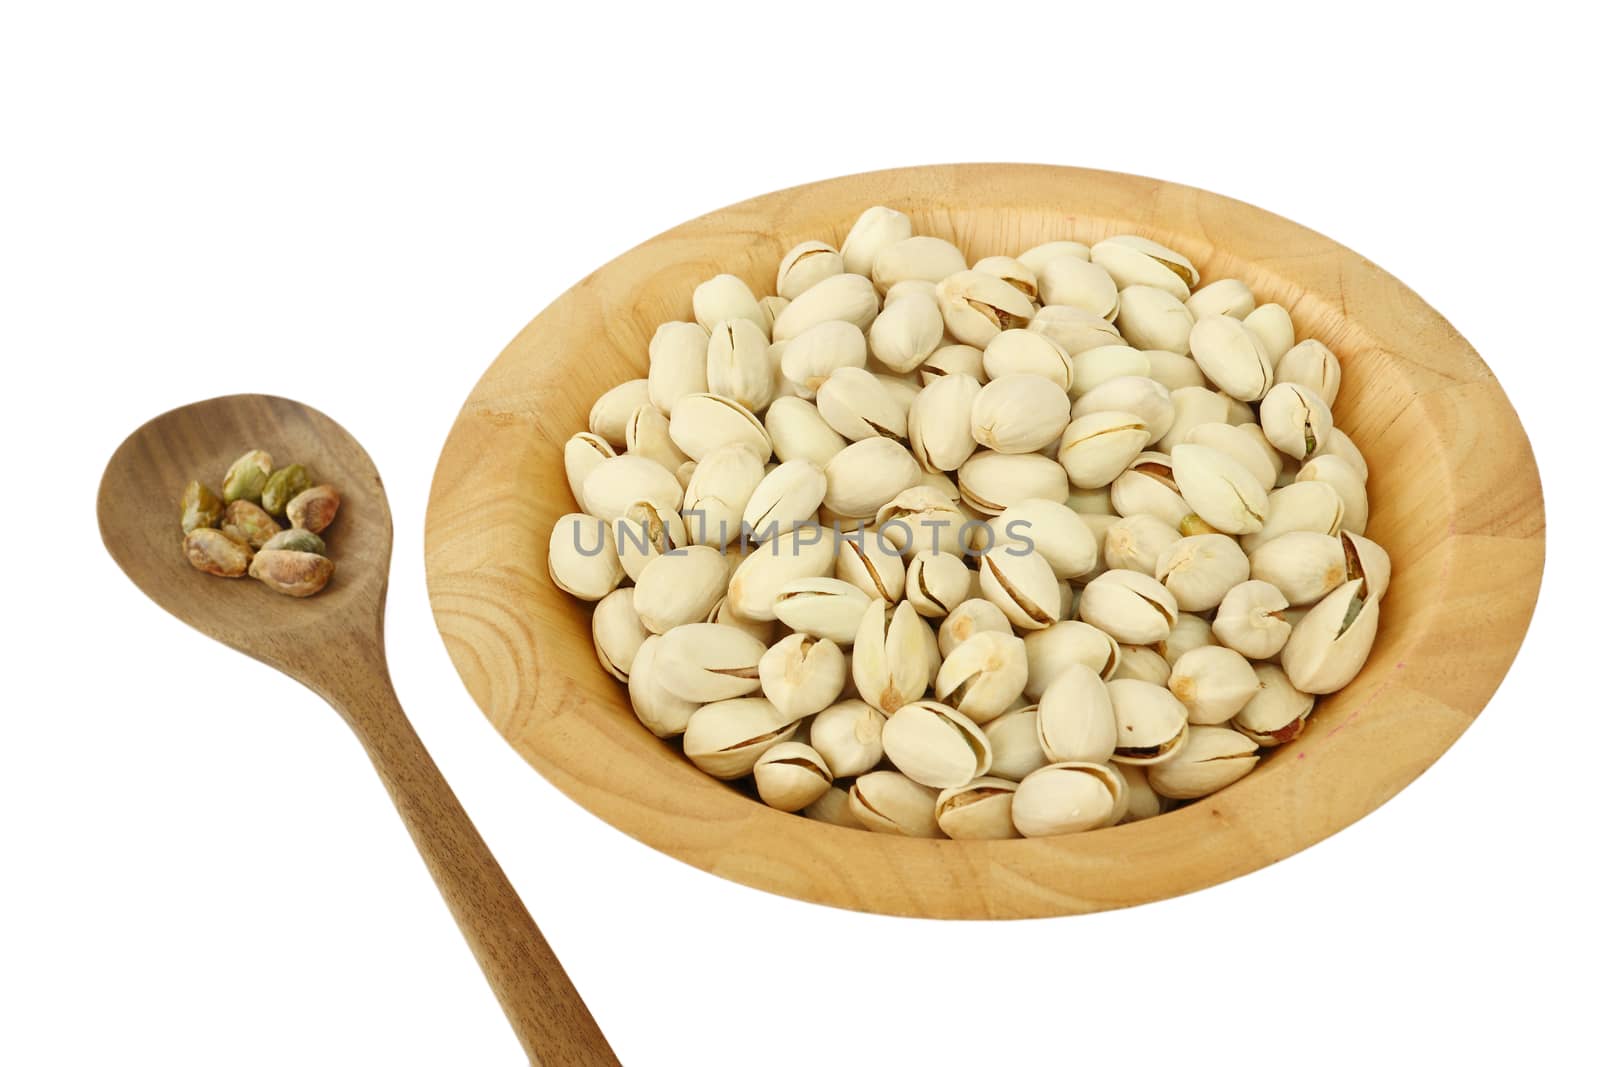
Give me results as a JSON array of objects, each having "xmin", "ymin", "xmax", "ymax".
[{"xmin": 3, "ymin": 3, "xmax": 1593, "ymax": 1064}]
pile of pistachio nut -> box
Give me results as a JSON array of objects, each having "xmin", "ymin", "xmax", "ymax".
[
  {"xmin": 548, "ymin": 206, "xmax": 1387, "ymax": 839},
  {"xmin": 181, "ymin": 450, "xmax": 342, "ymax": 598}
]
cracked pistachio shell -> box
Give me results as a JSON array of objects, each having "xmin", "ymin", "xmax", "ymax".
[
  {"xmin": 982, "ymin": 329, "xmax": 1073, "ymax": 392},
  {"xmin": 627, "ymin": 635, "xmax": 699, "ymax": 738},
  {"xmin": 935, "ymin": 630, "xmax": 1028, "ymax": 723},
  {"xmin": 1110, "ymin": 452, "xmax": 1191, "ymax": 529},
  {"xmin": 937, "ymin": 270, "xmax": 1036, "ymax": 347},
  {"xmin": 823, "ymin": 437, "xmax": 921, "ymax": 519},
  {"xmin": 983, "ymin": 709, "xmax": 1048, "ymax": 782},
  {"xmin": 817, "ymin": 366, "xmax": 906, "ymax": 441},
  {"xmin": 1260, "ymin": 382, "xmax": 1333, "ymax": 460},
  {"xmin": 1171, "ymin": 443, "xmax": 1268, "ymax": 535},
  {"xmin": 706, "ymin": 318, "xmax": 774, "ymax": 412},
  {"xmin": 1143, "ymin": 350, "xmax": 1208, "ymax": 393},
  {"xmin": 765, "ymin": 395, "xmax": 847, "ymax": 469},
  {"xmin": 936, "ymin": 776, "xmax": 1020, "ymax": 840},
  {"xmin": 804, "ymin": 786, "xmax": 863, "ymax": 828},
  {"xmin": 1103, "ymin": 514, "xmax": 1182, "ymax": 577},
  {"xmin": 1296, "ymin": 455, "xmax": 1368, "ymax": 535},
  {"xmin": 1213, "ymin": 580, "xmax": 1292, "ymax": 659},
  {"xmin": 837, "ymin": 530, "xmax": 907, "ymax": 602},
  {"xmin": 683, "ymin": 697, "xmax": 796, "ymax": 779},
  {"xmin": 840, "ymin": 206, "xmax": 913, "ymax": 276},
  {"xmin": 776, "ymin": 240, "xmax": 844, "ymax": 300},
  {"xmin": 779, "ymin": 320, "xmax": 867, "ymax": 399},
  {"xmin": 632, "ymin": 545, "xmax": 726, "ymax": 634},
  {"xmin": 853, "ymin": 598, "xmax": 933, "ymax": 714},
  {"xmin": 1189, "ymin": 315, "xmax": 1274, "ymax": 401},
  {"xmin": 871, "ymin": 235, "xmax": 967, "ymax": 292},
  {"xmin": 810, "ymin": 699, "xmax": 886, "ymax": 778},
  {"xmin": 1074, "ymin": 375, "xmax": 1175, "ymax": 442},
  {"xmin": 563, "ymin": 433, "xmax": 616, "ymax": 511},
  {"xmin": 647, "ymin": 322, "xmax": 710, "ymax": 415},
  {"xmin": 1168, "ymin": 645, "xmax": 1260, "ymax": 724},
  {"xmin": 1012, "ymin": 762, "xmax": 1125, "ymax": 837},
  {"xmin": 970, "ymin": 374, "xmax": 1072, "ymax": 454},
  {"xmin": 760, "ymin": 633, "xmax": 847, "ymax": 723},
  {"xmin": 759, "ymin": 297, "xmax": 789, "ymax": 338},
  {"xmin": 726, "ymin": 528, "xmax": 839, "ymax": 621},
  {"xmin": 1017, "ymin": 240, "xmax": 1091, "ymax": 275},
  {"xmin": 707, "ymin": 594, "xmax": 777, "ymax": 645},
  {"xmin": 868, "ymin": 290, "xmax": 944, "ymax": 372},
  {"xmin": 938, "ymin": 598, "xmax": 1012, "ymax": 657},
  {"xmin": 906, "ymin": 550, "xmax": 974, "ymax": 618},
  {"xmin": 221, "ymin": 449, "xmax": 273, "ymax": 505},
  {"xmin": 692, "ymin": 274, "xmax": 763, "ymax": 333},
  {"xmin": 1185, "ymin": 422, "xmax": 1276, "ymax": 493},
  {"xmin": 1248, "ymin": 531, "xmax": 1347, "ymax": 606},
  {"xmin": 884, "ymin": 278, "xmax": 939, "ymax": 306},
  {"xmin": 548, "ymin": 513, "xmax": 623, "ymax": 601},
  {"xmin": 774, "ymin": 577, "xmax": 870, "ymax": 644},
  {"xmin": 1037, "ymin": 663, "xmax": 1117, "ymax": 764},
  {"xmin": 1341, "ymin": 530, "xmax": 1391, "ymax": 602},
  {"xmin": 1156, "ymin": 612, "xmax": 1218, "ymax": 666},
  {"xmin": 1058, "ymin": 410, "xmax": 1151, "ymax": 489},
  {"xmin": 1113, "ymin": 644, "xmax": 1172, "ymax": 685},
  {"xmin": 753, "ymin": 742, "xmax": 833, "ymax": 812},
  {"xmin": 978, "ymin": 545, "xmax": 1062, "ymax": 630},
  {"xmin": 1315, "ymin": 427, "xmax": 1368, "ymax": 482},
  {"xmin": 613, "ymin": 499, "xmax": 689, "ymax": 582},
  {"xmin": 919, "ymin": 343, "xmax": 985, "ymax": 386},
  {"xmin": 1038, "ymin": 256, "xmax": 1119, "ymax": 319},
  {"xmin": 1276, "ymin": 339, "xmax": 1341, "ymax": 406},
  {"xmin": 990, "ymin": 498, "xmax": 1098, "ymax": 580},
  {"xmin": 624, "ymin": 404, "xmax": 689, "ymax": 475},
  {"xmin": 592, "ymin": 587, "xmax": 649, "ymax": 683},
  {"xmin": 587, "ymin": 378, "xmax": 652, "ymax": 448},
  {"xmin": 743, "ymin": 460, "xmax": 827, "ymax": 541},
  {"xmin": 1029, "ymin": 304, "xmax": 1123, "ymax": 355},
  {"xmin": 1281, "ymin": 579, "xmax": 1380, "ymax": 693},
  {"xmin": 1157, "ymin": 386, "xmax": 1231, "ymax": 453},
  {"xmin": 1105, "ymin": 678, "xmax": 1190, "ymax": 765},
  {"xmin": 848, "ymin": 771, "xmax": 941, "ymax": 837},
  {"xmin": 972, "ymin": 255, "xmax": 1038, "ymax": 300},
  {"xmin": 1155, "ymin": 534, "xmax": 1250, "ymax": 612},
  {"xmin": 682, "ymin": 443, "xmax": 765, "ymax": 547},
  {"xmin": 1079, "ymin": 570, "xmax": 1178, "ymax": 645},
  {"xmin": 881, "ymin": 700, "xmax": 993, "ymax": 788},
  {"xmin": 1090, "ymin": 235, "xmax": 1198, "ymax": 299},
  {"xmin": 1239, "ymin": 481, "xmax": 1345, "ymax": 554},
  {"xmin": 772, "ymin": 272, "xmax": 879, "ymax": 342},
  {"xmin": 1186, "ymin": 278, "xmax": 1255, "ymax": 320},
  {"xmin": 580, "ymin": 454, "xmax": 684, "ymax": 524},
  {"xmin": 1243, "ymin": 303, "xmax": 1295, "ymax": 365},
  {"xmin": 1146, "ymin": 725, "xmax": 1259, "ymax": 799},
  {"xmin": 959, "ymin": 451, "xmax": 1070, "ymax": 515},
  {"xmin": 669, "ymin": 393, "xmax": 773, "ymax": 463},
  {"xmin": 1023, "ymin": 621, "xmax": 1120, "ymax": 699},
  {"xmin": 909, "ymin": 371, "xmax": 981, "ymax": 472},
  {"xmin": 1116, "ymin": 285, "xmax": 1196, "ymax": 355},
  {"xmin": 1233, "ymin": 663, "xmax": 1314, "ymax": 746},
  {"xmin": 1068, "ymin": 345, "xmax": 1148, "ymax": 400},
  {"xmin": 655, "ymin": 623, "xmax": 767, "ymax": 703}
]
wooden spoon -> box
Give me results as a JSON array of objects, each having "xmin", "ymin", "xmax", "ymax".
[{"xmin": 98, "ymin": 394, "xmax": 619, "ymax": 1067}]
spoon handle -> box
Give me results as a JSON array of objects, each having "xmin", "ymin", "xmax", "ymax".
[{"xmin": 335, "ymin": 678, "xmax": 620, "ymax": 1066}]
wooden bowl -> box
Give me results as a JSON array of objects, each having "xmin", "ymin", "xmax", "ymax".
[{"xmin": 425, "ymin": 164, "xmax": 1544, "ymax": 918}]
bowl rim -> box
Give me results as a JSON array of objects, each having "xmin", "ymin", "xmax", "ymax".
[{"xmin": 425, "ymin": 163, "xmax": 1545, "ymax": 919}]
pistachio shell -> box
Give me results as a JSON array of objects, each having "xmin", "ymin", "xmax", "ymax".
[
  {"xmin": 937, "ymin": 270, "xmax": 1036, "ymax": 347},
  {"xmin": 563, "ymin": 432, "xmax": 616, "ymax": 511},
  {"xmin": 982, "ymin": 329, "xmax": 1073, "ymax": 391},
  {"xmin": 937, "ymin": 598, "xmax": 1012, "ymax": 657},
  {"xmin": 978, "ymin": 546, "xmax": 1062, "ymax": 630},
  {"xmin": 919, "ymin": 343, "xmax": 986, "ymax": 386},
  {"xmin": 1105, "ymin": 678, "xmax": 1190, "ymax": 765},
  {"xmin": 1243, "ymin": 303, "xmax": 1295, "ymax": 366},
  {"xmin": 592, "ymin": 588, "xmax": 649, "ymax": 683},
  {"xmin": 1116, "ymin": 284, "xmax": 1195, "ymax": 354},
  {"xmin": 1314, "ymin": 427, "xmax": 1368, "ymax": 482},
  {"xmin": 1038, "ymin": 256, "xmax": 1119, "ymax": 319},
  {"xmin": 772, "ymin": 273, "xmax": 879, "ymax": 342},
  {"xmin": 682, "ymin": 443, "xmax": 765, "ymax": 547},
  {"xmin": 1028, "ymin": 304, "xmax": 1123, "ymax": 355},
  {"xmin": 1238, "ymin": 481, "xmax": 1345, "ymax": 554},
  {"xmin": 726, "ymin": 528, "xmax": 839, "ymax": 621},
  {"xmin": 776, "ymin": 240, "xmax": 845, "ymax": 300},
  {"xmin": 935, "ymin": 776, "xmax": 1020, "ymax": 840},
  {"xmin": 1146, "ymin": 725, "xmax": 1259, "ymax": 799},
  {"xmin": 803, "ymin": 786, "xmax": 863, "ymax": 828},
  {"xmin": 647, "ymin": 322, "xmax": 711, "ymax": 415},
  {"xmin": 852, "ymin": 598, "xmax": 933, "ymax": 714},
  {"xmin": 848, "ymin": 771, "xmax": 941, "ymax": 837},
  {"xmin": 990, "ymin": 498, "xmax": 1098, "ymax": 580},
  {"xmin": 1276, "ymin": 339, "xmax": 1342, "ymax": 406},
  {"xmin": 683, "ymin": 697, "xmax": 796, "ymax": 779},
  {"xmin": 1185, "ymin": 279, "xmax": 1255, "ymax": 320},
  {"xmin": 1232, "ymin": 663, "xmax": 1314, "ymax": 746},
  {"xmin": 1068, "ymin": 345, "xmax": 1148, "ymax": 399},
  {"xmin": 779, "ymin": 320, "xmax": 868, "ymax": 398},
  {"xmin": 628, "ymin": 635, "xmax": 699, "ymax": 738},
  {"xmin": 1296, "ymin": 455, "xmax": 1368, "ymax": 535},
  {"xmin": 906, "ymin": 550, "xmax": 974, "ymax": 618},
  {"xmin": 970, "ymin": 374, "xmax": 1072, "ymax": 454},
  {"xmin": 588, "ymin": 379, "xmax": 651, "ymax": 448},
  {"xmin": 871, "ymin": 235, "xmax": 967, "ymax": 292},
  {"xmin": 822, "ymin": 437, "xmax": 922, "ymax": 518},
  {"xmin": 1248, "ymin": 531, "xmax": 1347, "ymax": 606},
  {"xmin": 1143, "ymin": 350, "xmax": 1209, "ymax": 392},
  {"xmin": 881, "ymin": 699, "xmax": 993, "ymax": 788},
  {"xmin": 1022, "ymin": 620, "xmax": 1121, "ymax": 699},
  {"xmin": 1168, "ymin": 645, "xmax": 1260, "ymax": 724},
  {"xmin": 1341, "ymin": 530, "xmax": 1391, "ymax": 601},
  {"xmin": 1212, "ymin": 580, "xmax": 1293, "ymax": 659},
  {"xmin": 816, "ymin": 366, "xmax": 906, "ymax": 441},
  {"xmin": 759, "ymin": 634, "xmax": 847, "ymax": 723},
  {"xmin": 934, "ymin": 630, "xmax": 1028, "ymax": 723},
  {"xmin": 632, "ymin": 545, "xmax": 727, "ymax": 634},
  {"xmin": 809, "ymin": 699, "xmax": 886, "ymax": 778},
  {"xmin": 1109, "ymin": 452, "xmax": 1191, "ymax": 529},
  {"xmin": 1103, "ymin": 514, "xmax": 1183, "ymax": 577},
  {"xmin": 547, "ymin": 513, "xmax": 623, "ymax": 601},
  {"xmin": 1116, "ymin": 763, "xmax": 1163, "ymax": 823},
  {"xmin": 1079, "ymin": 570, "xmax": 1178, "ymax": 645},
  {"xmin": 765, "ymin": 395, "xmax": 848, "ymax": 469},
  {"xmin": 612, "ymin": 499, "xmax": 690, "ymax": 582},
  {"xmin": 1188, "ymin": 315, "xmax": 1274, "ymax": 401},
  {"xmin": 1280, "ymin": 579, "xmax": 1380, "ymax": 693},
  {"xmin": 1184, "ymin": 422, "xmax": 1276, "ymax": 493},
  {"xmin": 580, "ymin": 454, "xmax": 684, "ymax": 524},
  {"xmin": 1156, "ymin": 612, "xmax": 1218, "ymax": 666},
  {"xmin": 1090, "ymin": 235, "xmax": 1198, "ymax": 298},
  {"xmin": 1036, "ymin": 663, "xmax": 1117, "ymax": 764},
  {"xmin": 983, "ymin": 708, "xmax": 1048, "ymax": 782},
  {"xmin": 1259, "ymin": 382, "xmax": 1333, "ymax": 460},
  {"xmin": 773, "ymin": 577, "xmax": 871, "ymax": 644},
  {"xmin": 971, "ymin": 255, "xmax": 1038, "ymax": 301},
  {"xmin": 868, "ymin": 290, "xmax": 944, "ymax": 372},
  {"xmin": 839, "ymin": 206, "xmax": 913, "ymax": 277},
  {"xmin": 1170, "ymin": 443, "xmax": 1268, "ymax": 535},
  {"xmin": 836, "ymin": 530, "xmax": 907, "ymax": 602},
  {"xmin": 742, "ymin": 460, "xmax": 827, "ymax": 541},
  {"xmin": 1058, "ymin": 410, "xmax": 1151, "ymax": 489},
  {"xmin": 1074, "ymin": 375, "xmax": 1175, "ymax": 442},
  {"xmin": 1155, "ymin": 534, "xmax": 1250, "ymax": 612},
  {"xmin": 1113, "ymin": 644, "xmax": 1172, "ymax": 685},
  {"xmin": 705, "ymin": 317, "xmax": 774, "ymax": 412},
  {"xmin": 751, "ymin": 742, "xmax": 833, "ymax": 812},
  {"xmin": 958, "ymin": 450, "xmax": 1070, "ymax": 515},
  {"xmin": 908, "ymin": 371, "xmax": 981, "ymax": 472},
  {"xmin": 669, "ymin": 393, "xmax": 774, "ymax": 463},
  {"xmin": 1017, "ymin": 240, "xmax": 1091, "ymax": 275},
  {"xmin": 1011, "ymin": 762, "xmax": 1124, "ymax": 836},
  {"xmin": 1156, "ymin": 386, "xmax": 1231, "ymax": 453}
]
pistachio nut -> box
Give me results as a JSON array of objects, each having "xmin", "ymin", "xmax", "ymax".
[
  {"xmin": 1113, "ymin": 644, "xmax": 1172, "ymax": 685},
  {"xmin": 816, "ymin": 366, "xmax": 906, "ymax": 441},
  {"xmin": 822, "ymin": 437, "xmax": 921, "ymax": 518},
  {"xmin": 981, "ymin": 329, "xmax": 1073, "ymax": 392},
  {"xmin": 221, "ymin": 449, "xmax": 273, "ymax": 504},
  {"xmin": 853, "ymin": 598, "xmax": 933, "ymax": 714},
  {"xmin": 1089, "ymin": 235, "xmax": 1198, "ymax": 299},
  {"xmin": 1109, "ymin": 452, "xmax": 1191, "ymax": 529},
  {"xmin": 1186, "ymin": 278, "xmax": 1255, "ymax": 320},
  {"xmin": 1280, "ymin": 578, "xmax": 1380, "ymax": 693},
  {"xmin": 261, "ymin": 528, "xmax": 325, "ymax": 555},
  {"xmin": 588, "ymin": 378, "xmax": 652, "ymax": 449},
  {"xmin": 547, "ymin": 513, "xmax": 623, "ymax": 601},
  {"xmin": 1259, "ymin": 381, "xmax": 1333, "ymax": 460},
  {"xmin": 880, "ymin": 699, "xmax": 993, "ymax": 789},
  {"xmin": 1170, "ymin": 443, "xmax": 1268, "ymax": 535},
  {"xmin": 906, "ymin": 550, "xmax": 974, "ymax": 618},
  {"xmin": 765, "ymin": 395, "xmax": 848, "ymax": 469},
  {"xmin": 286, "ymin": 485, "xmax": 341, "ymax": 535},
  {"xmin": 1167, "ymin": 645, "xmax": 1260, "ymax": 725},
  {"xmin": 1057, "ymin": 410, "xmax": 1151, "ymax": 489},
  {"xmin": 590, "ymin": 587, "xmax": 649, "ymax": 683},
  {"xmin": 249, "ymin": 549, "xmax": 335, "ymax": 597},
  {"xmin": 772, "ymin": 272, "xmax": 880, "ymax": 342},
  {"xmin": 1116, "ymin": 763, "xmax": 1163, "ymax": 823},
  {"xmin": 1212, "ymin": 580, "xmax": 1292, "ymax": 659},
  {"xmin": 1115, "ymin": 284, "xmax": 1196, "ymax": 354},
  {"xmin": 978, "ymin": 545, "xmax": 1062, "ymax": 631},
  {"xmin": 580, "ymin": 454, "xmax": 684, "ymax": 524},
  {"xmin": 884, "ymin": 278, "xmax": 939, "ymax": 306},
  {"xmin": 682, "ymin": 443, "xmax": 766, "ymax": 547},
  {"xmin": 908, "ymin": 371, "xmax": 981, "ymax": 472},
  {"xmin": 1105, "ymin": 677, "xmax": 1190, "ymax": 765},
  {"xmin": 221, "ymin": 499, "xmax": 282, "ymax": 549},
  {"xmin": 970, "ymin": 374, "xmax": 1072, "ymax": 454},
  {"xmin": 1067, "ymin": 345, "xmax": 1148, "ymax": 399},
  {"xmin": 627, "ymin": 635, "xmax": 699, "ymax": 738},
  {"xmin": 706, "ymin": 594, "xmax": 778, "ymax": 645},
  {"xmin": 919, "ymin": 343, "xmax": 986, "ymax": 386},
  {"xmin": 959, "ymin": 450, "xmax": 1070, "ymax": 515},
  {"xmin": 1036, "ymin": 663, "xmax": 1117, "ymax": 764},
  {"xmin": 647, "ymin": 321, "xmax": 710, "ymax": 415},
  {"xmin": 1242, "ymin": 303, "xmax": 1295, "ymax": 366},
  {"xmin": 935, "ymin": 776, "xmax": 1020, "ymax": 840},
  {"xmin": 938, "ymin": 598, "xmax": 1011, "ymax": 657},
  {"xmin": 1186, "ymin": 314, "xmax": 1273, "ymax": 402},
  {"xmin": 1156, "ymin": 611, "xmax": 1219, "ymax": 666},
  {"xmin": 989, "ymin": 498, "xmax": 1097, "ymax": 580},
  {"xmin": 631, "ymin": 544, "xmax": 726, "ymax": 633},
  {"xmin": 774, "ymin": 577, "xmax": 871, "ymax": 644},
  {"xmin": 971, "ymin": 255, "xmax": 1039, "ymax": 301},
  {"xmin": 752, "ymin": 742, "xmax": 834, "ymax": 812},
  {"xmin": 1238, "ymin": 481, "xmax": 1345, "ymax": 554},
  {"xmin": 1156, "ymin": 386, "xmax": 1231, "ymax": 453},
  {"xmin": 1145, "ymin": 725, "xmax": 1258, "ymax": 799},
  {"xmin": 726, "ymin": 527, "xmax": 839, "ymax": 621},
  {"xmin": 563, "ymin": 432, "xmax": 616, "ymax": 511},
  {"xmin": 1103, "ymin": 514, "xmax": 1182, "ymax": 577},
  {"xmin": 669, "ymin": 392, "xmax": 774, "ymax": 464},
  {"xmin": 840, "ymin": 205, "xmax": 914, "ymax": 276},
  {"xmin": 1011, "ymin": 762, "xmax": 1125, "ymax": 837},
  {"xmin": 935, "ymin": 630, "xmax": 1028, "ymax": 723},
  {"xmin": 779, "ymin": 320, "xmax": 868, "ymax": 399},
  {"xmin": 936, "ymin": 269, "xmax": 1036, "ymax": 347},
  {"xmin": 180, "ymin": 480, "xmax": 223, "ymax": 533},
  {"xmin": 654, "ymin": 623, "xmax": 767, "ymax": 703},
  {"xmin": 183, "ymin": 527, "xmax": 253, "ymax": 577},
  {"xmin": 804, "ymin": 786, "xmax": 864, "ymax": 828},
  {"xmin": 1143, "ymin": 350, "xmax": 1209, "ymax": 392},
  {"xmin": 809, "ymin": 699, "xmax": 886, "ymax": 778},
  {"xmin": 1028, "ymin": 304, "xmax": 1123, "ymax": 355},
  {"xmin": 1296, "ymin": 454, "xmax": 1368, "ymax": 535},
  {"xmin": 742, "ymin": 460, "xmax": 827, "ymax": 541},
  {"xmin": 836, "ymin": 529, "xmax": 907, "ymax": 603},
  {"xmin": 1248, "ymin": 531, "xmax": 1347, "ymax": 606},
  {"xmin": 868, "ymin": 289, "xmax": 944, "ymax": 372},
  {"xmin": 776, "ymin": 240, "xmax": 845, "ymax": 300},
  {"xmin": 692, "ymin": 273, "xmax": 763, "ymax": 334},
  {"xmin": 871, "ymin": 235, "xmax": 967, "ymax": 292},
  {"xmin": 848, "ymin": 771, "xmax": 941, "ymax": 837},
  {"xmin": 1315, "ymin": 426, "xmax": 1368, "ymax": 482},
  {"xmin": 1017, "ymin": 239, "xmax": 1091, "ymax": 275},
  {"xmin": 683, "ymin": 697, "xmax": 796, "ymax": 779},
  {"xmin": 259, "ymin": 463, "xmax": 312, "ymax": 517},
  {"xmin": 1078, "ymin": 569, "xmax": 1178, "ymax": 645},
  {"xmin": 705, "ymin": 317, "xmax": 774, "ymax": 413},
  {"xmin": 1275, "ymin": 339, "xmax": 1341, "ymax": 406},
  {"xmin": 1154, "ymin": 534, "xmax": 1250, "ymax": 612},
  {"xmin": 622, "ymin": 402, "xmax": 687, "ymax": 477},
  {"xmin": 1074, "ymin": 375, "xmax": 1175, "ymax": 442},
  {"xmin": 1038, "ymin": 256, "xmax": 1119, "ymax": 319},
  {"xmin": 982, "ymin": 707, "xmax": 1048, "ymax": 782},
  {"xmin": 1184, "ymin": 422, "xmax": 1276, "ymax": 493},
  {"xmin": 1341, "ymin": 530, "xmax": 1391, "ymax": 601},
  {"xmin": 1233, "ymin": 663, "xmax": 1314, "ymax": 746},
  {"xmin": 1022, "ymin": 620, "xmax": 1121, "ymax": 699},
  {"xmin": 759, "ymin": 633, "xmax": 847, "ymax": 723}
]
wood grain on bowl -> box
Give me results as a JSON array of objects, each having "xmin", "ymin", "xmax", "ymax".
[{"xmin": 425, "ymin": 164, "xmax": 1544, "ymax": 919}]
